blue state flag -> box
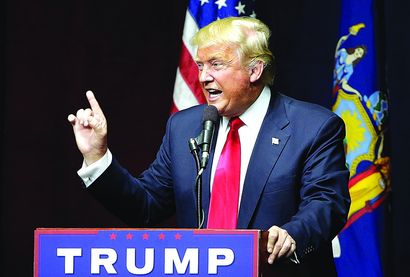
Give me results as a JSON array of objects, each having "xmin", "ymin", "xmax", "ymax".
[{"xmin": 331, "ymin": 0, "xmax": 390, "ymax": 276}]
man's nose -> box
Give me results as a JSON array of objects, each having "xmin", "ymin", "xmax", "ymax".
[{"xmin": 199, "ymin": 67, "xmax": 213, "ymax": 83}]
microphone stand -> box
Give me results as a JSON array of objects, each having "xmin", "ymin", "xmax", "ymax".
[
  {"xmin": 189, "ymin": 138, "xmax": 205, "ymax": 229},
  {"xmin": 188, "ymin": 105, "xmax": 218, "ymax": 229}
]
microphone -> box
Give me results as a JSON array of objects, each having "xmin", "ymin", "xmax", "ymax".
[{"xmin": 199, "ymin": 105, "xmax": 219, "ymax": 169}]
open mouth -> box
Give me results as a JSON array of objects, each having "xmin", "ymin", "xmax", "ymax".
[{"xmin": 206, "ymin": 88, "xmax": 222, "ymax": 101}]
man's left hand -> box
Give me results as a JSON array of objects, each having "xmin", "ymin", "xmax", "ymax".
[{"xmin": 266, "ymin": 225, "xmax": 296, "ymax": 264}]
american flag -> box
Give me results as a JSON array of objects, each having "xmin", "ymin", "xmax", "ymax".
[{"xmin": 171, "ymin": 0, "xmax": 256, "ymax": 113}]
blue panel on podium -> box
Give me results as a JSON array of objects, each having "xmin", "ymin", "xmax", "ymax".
[{"xmin": 34, "ymin": 228, "xmax": 260, "ymax": 276}]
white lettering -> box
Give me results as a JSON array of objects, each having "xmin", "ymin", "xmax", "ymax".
[
  {"xmin": 56, "ymin": 246, "xmax": 237, "ymax": 274},
  {"xmin": 208, "ymin": 248, "xmax": 234, "ymax": 274},
  {"xmin": 126, "ymin": 248, "xmax": 154, "ymax": 274},
  {"xmin": 57, "ymin": 248, "xmax": 82, "ymax": 274},
  {"xmin": 164, "ymin": 248, "xmax": 199, "ymax": 274},
  {"xmin": 91, "ymin": 248, "xmax": 118, "ymax": 274}
]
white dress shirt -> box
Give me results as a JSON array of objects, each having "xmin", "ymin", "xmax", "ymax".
[{"xmin": 209, "ymin": 86, "xmax": 270, "ymax": 208}]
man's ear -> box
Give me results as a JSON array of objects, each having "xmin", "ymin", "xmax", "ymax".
[{"xmin": 249, "ymin": 60, "xmax": 264, "ymax": 83}]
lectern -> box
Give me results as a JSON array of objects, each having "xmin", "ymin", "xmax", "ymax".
[{"xmin": 34, "ymin": 228, "xmax": 263, "ymax": 276}]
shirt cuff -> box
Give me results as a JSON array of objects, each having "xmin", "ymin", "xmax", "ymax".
[{"xmin": 77, "ymin": 149, "xmax": 112, "ymax": 187}]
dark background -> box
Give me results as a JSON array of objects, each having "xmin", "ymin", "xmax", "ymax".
[{"xmin": 1, "ymin": 0, "xmax": 409, "ymax": 276}]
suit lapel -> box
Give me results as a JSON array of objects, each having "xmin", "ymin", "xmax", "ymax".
[{"xmin": 237, "ymin": 93, "xmax": 291, "ymax": 228}]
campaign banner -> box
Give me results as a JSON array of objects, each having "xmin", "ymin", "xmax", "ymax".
[{"xmin": 34, "ymin": 228, "xmax": 260, "ymax": 277}]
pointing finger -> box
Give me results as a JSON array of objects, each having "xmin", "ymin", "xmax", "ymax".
[{"xmin": 86, "ymin": 90, "xmax": 104, "ymax": 115}]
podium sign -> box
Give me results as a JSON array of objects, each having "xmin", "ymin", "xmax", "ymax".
[{"xmin": 34, "ymin": 228, "xmax": 260, "ymax": 276}]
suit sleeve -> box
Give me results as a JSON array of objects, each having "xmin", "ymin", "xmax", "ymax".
[
  {"xmin": 281, "ymin": 114, "xmax": 351, "ymax": 260},
  {"xmin": 87, "ymin": 115, "xmax": 176, "ymax": 227}
]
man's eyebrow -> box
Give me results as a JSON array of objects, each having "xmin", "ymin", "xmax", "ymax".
[
  {"xmin": 209, "ymin": 53, "xmax": 227, "ymax": 61},
  {"xmin": 195, "ymin": 55, "xmax": 225, "ymax": 64}
]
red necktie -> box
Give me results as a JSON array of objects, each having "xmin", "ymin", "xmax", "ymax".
[{"xmin": 207, "ymin": 117, "xmax": 244, "ymax": 229}]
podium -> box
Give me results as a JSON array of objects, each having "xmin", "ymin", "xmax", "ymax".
[{"xmin": 34, "ymin": 228, "xmax": 270, "ymax": 277}]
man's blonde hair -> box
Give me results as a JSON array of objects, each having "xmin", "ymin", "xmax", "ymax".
[{"xmin": 191, "ymin": 17, "xmax": 275, "ymax": 85}]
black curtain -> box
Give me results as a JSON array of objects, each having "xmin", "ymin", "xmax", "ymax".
[
  {"xmin": 1, "ymin": 0, "xmax": 408, "ymax": 276},
  {"xmin": 385, "ymin": 0, "xmax": 410, "ymax": 276}
]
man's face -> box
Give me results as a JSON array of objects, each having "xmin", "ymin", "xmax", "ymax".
[{"xmin": 196, "ymin": 44, "xmax": 258, "ymax": 117}]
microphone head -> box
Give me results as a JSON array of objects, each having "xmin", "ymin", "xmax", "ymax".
[{"xmin": 202, "ymin": 105, "xmax": 219, "ymax": 123}]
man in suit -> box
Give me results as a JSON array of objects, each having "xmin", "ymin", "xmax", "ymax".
[{"xmin": 68, "ymin": 17, "xmax": 350, "ymax": 276}]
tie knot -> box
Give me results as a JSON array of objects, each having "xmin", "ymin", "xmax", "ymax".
[{"xmin": 229, "ymin": 117, "xmax": 244, "ymax": 131}]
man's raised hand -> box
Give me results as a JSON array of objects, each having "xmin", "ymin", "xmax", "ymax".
[{"xmin": 67, "ymin": 91, "xmax": 108, "ymax": 165}]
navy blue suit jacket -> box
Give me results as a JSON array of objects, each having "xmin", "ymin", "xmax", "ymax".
[{"xmin": 89, "ymin": 91, "xmax": 350, "ymax": 276}]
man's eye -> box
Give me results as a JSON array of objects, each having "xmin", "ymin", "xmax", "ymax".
[
  {"xmin": 212, "ymin": 62, "xmax": 224, "ymax": 69},
  {"xmin": 197, "ymin": 64, "xmax": 203, "ymax": 71}
]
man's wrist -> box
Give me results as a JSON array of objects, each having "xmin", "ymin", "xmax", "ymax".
[{"xmin": 83, "ymin": 148, "xmax": 108, "ymax": 166}]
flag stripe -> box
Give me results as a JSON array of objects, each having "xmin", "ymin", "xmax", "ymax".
[
  {"xmin": 173, "ymin": 68, "xmax": 200, "ymax": 111},
  {"xmin": 182, "ymin": 9, "xmax": 199, "ymax": 57},
  {"xmin": 178, "ymin": 43, "xmax": 206, "ymax": 104}
]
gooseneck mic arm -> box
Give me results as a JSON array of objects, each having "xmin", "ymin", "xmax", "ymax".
[{"xmin": 188, "ymin": 138, "xmax": 204, "ymax": 228}]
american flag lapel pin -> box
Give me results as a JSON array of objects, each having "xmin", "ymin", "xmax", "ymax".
[{"xmin": 272, "ymin": 137, "xmax": 280, "ymax": 145}]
